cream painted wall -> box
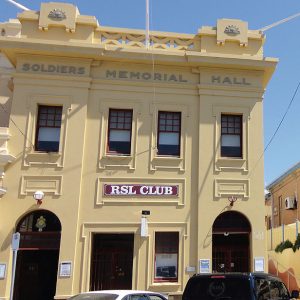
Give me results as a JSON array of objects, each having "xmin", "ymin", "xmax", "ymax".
[{"xmin": 0, "ymin": 2, "xmax": 277, "ymax": 299}]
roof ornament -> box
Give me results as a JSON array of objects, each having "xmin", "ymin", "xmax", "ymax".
[
  {"xmin": 224, "ymin": 25, "xmax": 240, "ymax": 35},
  {"xmin": 48, "ymin": 9, "xmax": 66, "ymax": 21}
]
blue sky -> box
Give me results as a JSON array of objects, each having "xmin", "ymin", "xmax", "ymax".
[{"xmin": 1, "ymin": 0, "xmax": 300, "ymax": 186}]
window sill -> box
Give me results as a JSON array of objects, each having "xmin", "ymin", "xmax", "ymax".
[
  {"xmin": 151, "ymin": 156, "xmax": 184, "ymax": 171},
  {"xmin": 25, "ymin": 151, "xmax": 62, "ymax": 167},
  {"xmin": 215, "ymin": 157, "xmax": 247, "ymax": 172},
  {"xmin": 104, "ymin": 154, "xmax": 133, "ymax": 159},
  {"xmin": 153, "ymin": 156, "xmax": 182, "ymax": 161}
]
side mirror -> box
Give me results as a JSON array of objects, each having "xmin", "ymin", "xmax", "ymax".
[{"xmin": 290, "ymin": 290, "xmax": 299, "ymax": 299}]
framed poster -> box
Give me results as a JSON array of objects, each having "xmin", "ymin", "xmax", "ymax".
[
  {"xmin": 0, "ymin": 264, "xmax": 6, "ymax": 279},
  {"xmin": 254, "ymin": 257, "xmax": 264, "ymax": 272},
  {"xmin": 59, "ymin": 261, "xmax": 72, "ymax": 277},
  {"xmin": 199, "ymin": 259, "xmax": 210, "ymax": 273}
]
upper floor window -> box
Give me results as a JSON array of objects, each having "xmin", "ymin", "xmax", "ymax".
[
  {"xmin": 221, "ymin": 114, "xmax": 242, "ymax": 158},
  {"xmin": 154, "ymin": 232, "xmax": 179, "ymax": 282},
  {"xmin": 35, "ymin": 105, "xmax": 62, "ymax": 152},
  {"xmin": 108, "ymin": 109, "xmax": 132, "ymax": 155},
  {"xmin": 157, "ymin": 111, "xmax": 181, "ymax": 156}
]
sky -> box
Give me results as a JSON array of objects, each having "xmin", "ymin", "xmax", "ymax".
[{"xmin": 1, "ymin": 0, "xmax": 300, "ymax": 186}]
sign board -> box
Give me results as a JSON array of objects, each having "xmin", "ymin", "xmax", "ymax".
[
  {"xmin": 59, "ymin": 261, "xmax": 72, "ymax": 277},
  {"xmin": 103, "ymin": 184, "xmax": 179, "ymax": 197},
  {"xmin": 0, "ymin": 264, "xmax": 6, "ymax": 279},
  {"xmin": 254, "ymin": 257, "xmax": 264, "ymax": 272},
  {"xmin": 199, "ymin": 259, "xmax": 210, "ymax": 273},
  {"xmin": 11, "ymin": 233, "xmax": 20, "ymax": 251}
]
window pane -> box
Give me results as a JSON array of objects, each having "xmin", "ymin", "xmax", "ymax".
[
  {"xmin": 155, "ymin": 232, "xmax": 178, "ymax": 281},
  {"xmin": 110, "ymin": 130, "xmax": 130, "ymax": 142},
  {"xmin": 222, "ymin": 134, "xmax": 240, "ymax": 147},
  {"xmin": 159, "ymin": 132, "xmax": 179, "ymax": 145},
  {"xmin": 38, "ymin": 127, "xmax": 60, "ymax": 142}
]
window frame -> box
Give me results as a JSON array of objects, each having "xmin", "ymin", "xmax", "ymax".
[
  {"xmin": 154, "ymin": 231, "xmax": 179, "ymax": 282},
  {"xmin": 157, "ymin": 111, "xmax": 181, "ymax": 157},
  {"xmin": 221, "ymin": 114, "xmax": 243, "ymax": 158},
  {"xmin": 35, "ymin": 105, "xmax": 63, "ymax": 152},
  {"xmin": 107, "ymin": 108, "xmax": 133, "ymax": 155}
]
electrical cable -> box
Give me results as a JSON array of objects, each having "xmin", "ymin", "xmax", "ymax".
[
  {"xmin": 248, "ymin": 79, "xmax": 300, "ymax": 180},
  {"xmin": 0, "ymin": 102, "xmax": 35, "ymax": 148}
]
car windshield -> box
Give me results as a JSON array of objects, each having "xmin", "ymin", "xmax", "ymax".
[
  {"xmin": 184, "ymin": 276, "xmax": 252, "ymax": 300},
  {"xmin": 68, "ymin": 293, "xmax": 119, "ymax": 300}
]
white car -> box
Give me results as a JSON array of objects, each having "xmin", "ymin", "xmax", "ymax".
[{"xmin": 68, "ymin": 290, "xmax": 168, "ymax": 300}]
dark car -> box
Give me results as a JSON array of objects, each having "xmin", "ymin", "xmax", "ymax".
[{"xmin": 182, "ymin": 272, "xmax": 299, "ymax": 300}]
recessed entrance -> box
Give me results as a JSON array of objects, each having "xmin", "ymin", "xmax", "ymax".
[
  {"xmin": 212, "ymin": 211, "xmax": 251, "ymax": 273},
  {"xmin": 13, "ymin": 210, "xmax": 61, "ymax": 300},
  {"xmin": 90, "ymin": 233, "xmax": 134, "ymax": 290}
]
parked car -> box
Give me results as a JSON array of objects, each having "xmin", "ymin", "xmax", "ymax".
[
  {"xmin": 182, "ymin": 272, "xmax": 300, "ymax": 300},
  {"xmin": 68, "ymin": 290, "xmax": 168, "ymax": 300}
]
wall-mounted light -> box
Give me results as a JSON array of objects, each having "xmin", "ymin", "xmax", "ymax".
[
  {"xmin": 33, "ymin": 191, "xmax": 44, "ymax": 205},
  {"xmin": 141, "ymin": 210, "xmax": 150, "ymax": 237}
]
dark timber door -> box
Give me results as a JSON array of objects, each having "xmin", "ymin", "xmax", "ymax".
[
  {"xmin": 90, "ymin": 233, "xmax": 134, "ymax": 290},
  {"xmin": 13, "ymin": 210, "xmax": 61, "ymax": 300},
  {"xmin": 212, "ymin": 211, "xmax": 251, "ymax": 273}
]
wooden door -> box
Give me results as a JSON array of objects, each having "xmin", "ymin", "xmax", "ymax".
[
  {"xmin": 14, "ymin": 250, "xmax": 59, "ymax": 300},
  {"xmin": 90, "ymin": 233, "xmax": 134, "ymax": 290}
]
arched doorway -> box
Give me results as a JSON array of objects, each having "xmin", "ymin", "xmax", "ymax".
[
  {"xmin": 13, "ymin": 210, "xmax": 61, "ymax": 300},
  {"xmin": 212, "ymin": 211, "xmax": 251, "ymax": 273}
]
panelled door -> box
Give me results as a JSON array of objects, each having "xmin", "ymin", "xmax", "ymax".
[
  {"xmin": 212, "ymin": 211, "xmax": 251, "ymax": 273},
  {"xmin": 90, "ymin": 233, "xmax": 134, "ymax": 290},
  {"xmin": 212, "ymin": 243, "xmax": 249, "ymax": 272}
]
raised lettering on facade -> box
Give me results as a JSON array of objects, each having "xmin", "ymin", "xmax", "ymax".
[
  {"xmin": 211, "ymin": 75, "xmax": 250, "ymax": 85},
  {"xmin": 106, "ymin": 70, "xmax": 188, "ymax": 82},
  {"xmin": 21, "ymin": 63, "xmax": 85, "ymax": 75}
]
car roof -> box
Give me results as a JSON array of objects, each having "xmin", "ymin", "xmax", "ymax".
[
  {"xmin": 77, "ymin": 290, "xmax": 166, "ymax": 297},
  {"xmin": 190, "ymin": 272, "xmax": 280, "ymax": 280}
]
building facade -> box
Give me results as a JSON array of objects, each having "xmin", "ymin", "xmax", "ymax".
[
  {"xmin": 266, "ymin": 162, "xmax": 300, "ymax": 229},
  {"xmin": 0, "ymin": 3, "xmax": 277, "ymax": 300}
]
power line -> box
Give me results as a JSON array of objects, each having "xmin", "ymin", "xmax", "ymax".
[
  {"xmin": 259, "ymin": 12, "xmax": 300, "ymax": 32},
  {"xmin": 248, "ymin": 79, "xmax": 300, "ymax": 181},
  {"xmin": 0, "ymin": 102, "xmax": 34, "ymax": 148},
  {"xmin": 5, "ymin": 0, "xmax": 30, "ymax": 11}
]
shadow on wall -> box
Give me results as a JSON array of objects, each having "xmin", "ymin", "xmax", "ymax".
[{"xmin": 268, "ymin": 259, "xmax": 300, "ymax": 292}]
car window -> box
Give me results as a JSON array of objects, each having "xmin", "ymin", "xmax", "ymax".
[
  {"xmin": 255, "ymin": 278, "xmax": 271, "ymax": 300},
  {"xmin": 148, "ymin": 295, "xmax": 166, "ymax": 300},
  {"xmin": 269, "ymin": 280, "xmax": 289, "ymax": 300},
  {"xmin": 128, "ymin": 295, "xmax": 149, "ymax": 300},
  {"xmin": 69, "ymin": 293, "xmax": 119, "ymax": 300}
]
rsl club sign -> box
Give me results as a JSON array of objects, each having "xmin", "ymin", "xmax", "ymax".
[{"xmin": 103, "ymin": 184, "xmax": 179, "ymax": 197}]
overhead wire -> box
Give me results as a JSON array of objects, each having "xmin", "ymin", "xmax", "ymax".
[{"xmin": 0, "ymin": 102, "xmax": 35, "ymax": 148}]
